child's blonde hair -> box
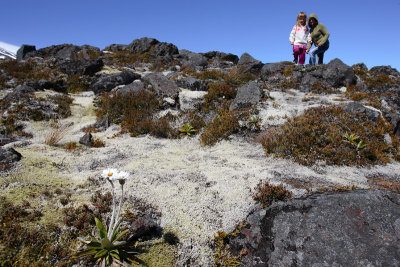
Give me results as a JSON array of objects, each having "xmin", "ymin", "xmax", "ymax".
[{"xmin": 296, "ymin": 12, "xmax": 307, "ymax": 27}]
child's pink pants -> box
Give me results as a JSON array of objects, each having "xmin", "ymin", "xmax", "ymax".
[{"xmin": 293, "ymin": 45, "xmax": 307, "ymax": 65}]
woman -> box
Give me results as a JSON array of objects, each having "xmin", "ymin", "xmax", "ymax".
[{"xmin": 306, "ymin": 13, "xmax": 330, "ymax": 65}]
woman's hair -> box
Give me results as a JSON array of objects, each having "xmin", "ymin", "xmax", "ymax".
[{"xmin": 296, "ymin": 12, "xmax": 307, "ymax": 27}]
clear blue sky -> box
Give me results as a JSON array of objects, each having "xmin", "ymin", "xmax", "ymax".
[{"xmin": 2, "ymin": 0, "xmax": 400, "ymax": 70}]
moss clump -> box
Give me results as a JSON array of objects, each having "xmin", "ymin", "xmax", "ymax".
[
  {"xmin": 253, "ymin": 180, "xmax": 292, "ymax": 207},
  {"xmin": 0, "ymin": 196, "xmax": 74, "ymax": 266},
  {"xmin": 364, "ymin": 73, "xmax": 397, "ymax": 88},
  {"xmin": 353, "ymin": 67, "xmax": 397, "ymax": 89},
  {"xmin": 136, "ymin": 241, "xmax": 178, "ymax": 266},
  {"xmin": 260, "ymin": 105, "xmax": 400, "ymax": 166},
  {"xmin": 205, "ymin": 81, "xmax": 237, "ymax": 104},
  {"xmin": 280, "ymin": 78, "xmax": 298, "ymax": 89},
  {"xmin": 282, "ymin": 65, "xmax": 294, "ymax": 77}
]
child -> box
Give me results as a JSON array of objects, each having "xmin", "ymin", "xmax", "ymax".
[{"xmin": 289, "ymin": 12, "xmax": 311, "ymax": 65}]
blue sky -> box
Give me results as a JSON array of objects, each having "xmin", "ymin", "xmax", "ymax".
[{"xmin": 2, "ymin": 0, "xmax": 400, "ymax": 70}]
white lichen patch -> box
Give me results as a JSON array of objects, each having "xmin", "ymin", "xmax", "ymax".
[{"xmin": 259, "ymin": 89, "xmax": 351, "ymax": 127}]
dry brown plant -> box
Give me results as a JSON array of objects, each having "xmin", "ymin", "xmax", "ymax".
[{"xmin": 45, "ymin": 122, "xmax": 71, "ymax": 146}]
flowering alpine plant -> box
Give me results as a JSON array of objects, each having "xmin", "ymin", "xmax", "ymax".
[
  {"xmin": 75, "ymin": 168, "xmax": 137, "ymax": 265},
  {"xmin": 101, "ymin": 168, "xmax": 131, "ymax": 238}
]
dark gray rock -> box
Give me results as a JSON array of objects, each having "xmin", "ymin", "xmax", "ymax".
[
  {"xmin": 27, "ymin": 44, "xmax": 100, "ymax": 61},
  {"xmin": 103, "ymin": 44, "xmax": 129, "ymax": 52},
  {"xmin": 0, "ymin": 147, "xmax": 22, "ymax": 171},
  {"xmin": 16, "ymin": 45, "xmax": 36, "ymax": 61},
  {"xmin": 153, "ymin": 42, "xmax": 179, "ymax": 57},
  {"xmin": 57, "ymin": 59, "xmax": 104, "ymax": 76},
  {"xmin": 117, "ymin": 80, "xmax": 146, "ymax": 96},
  {"xmin": 230, "ymin": 81, "xmax": 263, "ymax": 110},
  {"xmin": 176, "ymin": 76, "xmax": 207, "ymax": 91},
  {"xmin": 179, "ymin": 49, "xmax": 208, "ymax": 68},
  {"xmin": 79, "ymin": 133, "xmax": 92, "ymax": 147},
  {"xmin": 128, "ymin": 37, "xmax": 159, "ymax": 54},
  {"xmin": 90, "ymin": 71, "xmax": 140, "ymax": 94},
  {"xmin": 343, "ymin": 101, "xmax": 381, "ymax": 121},
  {"xmin": 370, "ymin": 65, "xmax": 400, "ymax": 77},
  {"xmin": 143, "ymin": 72, "xmax": 179, "ymax": 98},
  {"xmin": 382, "ymin": 112, "xmax": 400, "ymax": 136},
  {"xmin": 323, "ymin": 58, "xmax": 357, "ymax": 87},
  {"xmin": 25, "ymin": 79, "xmax": 66, "ymax": 93},
  {"xmin": 260, "ymin": 62, "xmax": 287, "ymax": 77},
  {"xmin": 352, "ymin": 63, "xmax": 368, "ymax": 71},
  {"xmin": 93, "ymin": 117, "xmax": 110, "ymax": 131},
  {"xmin": 238, "ymin": 53, "xmax": 263, "ymax": 74},
  {"xmin": 14, "ymin": 84, "xmax": 36, "ymax": 94},
  {"xmin": 229, "ymin": 190, "xmax": 400, "ymax": 267},
  {"xmin": 202, "ymin": 51, "xmax": 239, "ymax": 64}
]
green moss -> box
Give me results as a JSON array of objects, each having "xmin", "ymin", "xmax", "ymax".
[{"xmin": 136, "ymin": 240, "xmax": 178, "ymax": 266}]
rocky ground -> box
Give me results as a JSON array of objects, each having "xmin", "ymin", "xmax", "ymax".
[{"xmin": 1, "ymin": 38, "xmax": 399, "ymax": 266}]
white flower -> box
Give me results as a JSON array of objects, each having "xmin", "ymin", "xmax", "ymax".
[
  {"xmin": 101, "ymin": 168, "xmax": 120, "ymax": 180},
  {"xmin": 118, "ymin": 171, "xmax": 130, "ymax": 180},
  {"xmin": 117, "ymin": 171, "xmax": 130, "ymax": 185}
]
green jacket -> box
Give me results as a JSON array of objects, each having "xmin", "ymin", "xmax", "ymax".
[{"xmin": 307, "ymin": 13, "xmax": 330, "ymax": 50}]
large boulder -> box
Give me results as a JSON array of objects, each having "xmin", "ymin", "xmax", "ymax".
[
  {"xmin": 90, "ymin": 71, "xmax": 140, "ymax": 94},
  {"xmin": 128, "ymin": 37, "xmax": 159, "ymax": 54},
  {"xmin": 116, "ymin": 80, "xmax": 146, "ymax": 96},
  {"xmin": 179, "ymin": 90, "xmax": 207, "ymax": 111},
  {"xmin": 153, "ymin": 42, "xmax": 179, "ymax": 58},
  {"xmin": 57, "ymin": 59, "xmax": 104, "ymax": 76},
  {"xmin": 178, "ymin": 50, "xmax": 208, "ymax": 69},
  {"xmin": 323, "ymin": 58, "xmax": 357, "ymax": 87},
  {"xmin": 370, "ymin": 65, "xmax": 400, "ymax": 77},
  {"xmin": 16, "ymin": 45, "xmax": 36, "ymax": 61},
  {"xmin": 343, "ymin": 101, "xmax": 381, "ymax": 121},
  {"xmin": 25, "ymin": 79, "xmax": 66, "ymax": 93},
  {"xmin": 202, "ymin": 51, "xmax": 239, "ymax": 64},
  {"xmin": 27, "ymin": 44, "xmax": 100, "ymax": 61},
  {"xmin": 103, "ymin": 44, "xmax": 129, "ymax": 52},
  {"xmin": 238, "ymin": 53, "xmax": 263, "ymax": 75},
  {"xmin": 176, "ymin": 76, "xmax": 208, "ymax": 91},
  {"xmin": 230, "ymin": 81, "xmax": 263, "ymax": 110},
  {"xmin": 143, "ymin": 72, "xmax": 179, "ymax": 98},
  {"xmin": 260, "ymin": 62, "xmax": 287, "ymax": 78},
  {"xmin": 229, "ymin": 190, "xmax": 400, "ymax": 267}
]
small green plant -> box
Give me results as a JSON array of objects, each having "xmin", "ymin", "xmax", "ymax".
[
  {"xmin": 253, "ymin": 180, "xmax": 292, "ymax": 208},
  {"xmin": 248, "ymin": 115, "xmax": 261, "ymax": 131},
  {"xmin": 179, "ymin": 123, "xmax": 196, "ymax": 136},
  {"xmin": 344, "ymin": 132, "xmax": 367, "ymax": 151}
]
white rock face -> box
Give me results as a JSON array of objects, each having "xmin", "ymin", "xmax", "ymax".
[{"xmin": 179, "ymin": 89, "xmax": 207, "ymax": 111}]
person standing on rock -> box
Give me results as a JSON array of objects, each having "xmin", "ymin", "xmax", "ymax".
[
  {"xmin": 289, "ymin": 12, "xmax": 311, "ymax": 65},
  {"xmin": 306, "ymin": 13, "xmax": 330, "ymax": 65}
]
